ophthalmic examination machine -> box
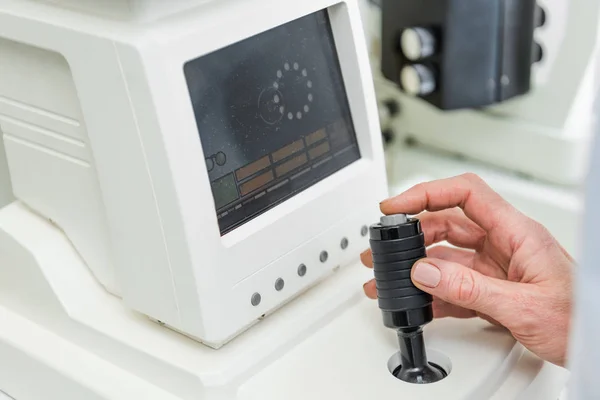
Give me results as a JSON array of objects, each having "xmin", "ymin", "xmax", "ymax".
[{"xmin": 0, "ymin": 0, "xmax": 569, "ymax": 399}]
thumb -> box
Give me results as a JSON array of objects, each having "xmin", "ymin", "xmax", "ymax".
[{"xmin": 411, "ymin": 258, "xmax": 519, "ymax": 323}]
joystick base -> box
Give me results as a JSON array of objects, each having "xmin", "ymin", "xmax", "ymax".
[
  {"xmin": 394, "ymin": 327, "xmax": 448, "ymax": 384},
  {"xmin": 392, "ymin": 361, "xmax": 447, "ymax": 384}
]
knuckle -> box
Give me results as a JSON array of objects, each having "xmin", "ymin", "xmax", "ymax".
[
  {"xmin": 517, "ymin": 219, "xmax": 557, "ymax": 253},
  {"xmin": 412, "ymin": 182, "xmax": 428, "ymax": 193},
  {"xmin": 525, "ymin": 218, "xmax": 545, "ymax": 234},
  {"xmin": 461, "ymin": 172, "xmax": 483, "ymax": 185},
  {"xmin": 529, "ymin": 220, "xmax": 553, "ymax": 242},
  {"xmin": 448, "ymin": 269, "xmax": 482, "ymax": 307}
]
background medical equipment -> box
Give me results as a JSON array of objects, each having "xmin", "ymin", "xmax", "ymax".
[
  {"xmin": 363, "ymin": 0, "xmax": 600, "ymax": 253},
  {"xmin": 381, "ymin": 0, "xmax": 539, "ymax": 110}
]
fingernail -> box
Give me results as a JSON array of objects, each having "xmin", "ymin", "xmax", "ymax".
[
  {"xmin": 413, "ymin": 262, "xmax": 441, "ymax": 288},
  {"xmin": 363, "ymin": 280, "xmax": 377, "ymax": 299}
]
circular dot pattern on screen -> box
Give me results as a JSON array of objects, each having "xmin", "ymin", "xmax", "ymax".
[
  {"xmin": 273, "ymin": 62, "xmax": 313, "ymax": 121},
  {"xmin": 258, "ymin": 85, "xmax": 284, "ymax": 125}
]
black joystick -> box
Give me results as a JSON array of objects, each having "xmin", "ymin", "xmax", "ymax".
[{"xmin": 369, "ymin": 214, "xmax": 447, "ymax": 384}]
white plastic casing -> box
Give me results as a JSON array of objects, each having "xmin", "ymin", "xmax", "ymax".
[
  {"xmin": 31, "ymin": 0, "xmax": 213, "ymax": 21},
  {"xmin": 0, "ymin": 0, "xmax": 387, "ymax": 347},
  {"xmin": 0, "ymin": 126, "xmax": 12, "ymax": 208}
]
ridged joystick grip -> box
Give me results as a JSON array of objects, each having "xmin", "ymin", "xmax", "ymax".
[
  {"xmin": 369, "ymin": 214, "xmax": 447, "ymax": 384},
  {"xmin": 369, "ymin": 216, "xmax": 433, "ymax": 330}
]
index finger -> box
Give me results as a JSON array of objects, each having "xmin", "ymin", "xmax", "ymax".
[{"xmin": 380, "ymin": 173, "xmax": 524, "ymax": 234}]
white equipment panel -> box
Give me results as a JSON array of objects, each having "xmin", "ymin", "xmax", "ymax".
[{"xmin": 0, "ymin": 0, "xmax": 387, "ymax": 347}]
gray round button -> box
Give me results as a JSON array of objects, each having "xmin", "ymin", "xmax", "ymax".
[
  {"xmin": 320, "ymin": 251, "xmax": 328, "ymax": 263},
  {"xmin": 275, "ymin": 278, "xmax": 285, "ymax": 291},
  {"xmin": 361, "ymin": 225, "xmax": 368, "ymax": 237},
  {"xmin": 251, "ymin": 292, "xmax": 261, "ymax": 306},
  {"xmin": 341, "ymin": 238, "xmax": 349, "ymax": 250},
  {"xmin": 298, "ymin": 264, "xmax": 307, "ymax": 277}
]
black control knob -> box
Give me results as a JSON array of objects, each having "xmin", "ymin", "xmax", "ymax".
[{"xmin": 369, "ymin": 214, "xmax": 446, "ymax": 384}]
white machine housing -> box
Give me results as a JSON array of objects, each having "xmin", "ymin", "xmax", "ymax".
[
  {"xmin": 364, "ymin": 0, "xmax": 600, "ymax": 186},
  {"xmin": 0, "ymin": 0, "xmax": 387, "ymax": 347},
  {"xmin": 0, "ymin": 133, "xmax": 11, "ymax": 208}
]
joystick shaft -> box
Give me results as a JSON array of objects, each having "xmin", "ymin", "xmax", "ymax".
[{"xmin": 369, "ymin": 214, "xmax": 446, "ymax": 384}]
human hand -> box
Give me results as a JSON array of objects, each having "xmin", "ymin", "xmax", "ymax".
[{"xmin": 360, "ymin": 173, "xmax": 574, "ymax": 367}]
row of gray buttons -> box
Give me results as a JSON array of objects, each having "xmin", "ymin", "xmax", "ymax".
[{"xmin": 251, "ymin": 226, "xmax": 368, "ymax": 307}]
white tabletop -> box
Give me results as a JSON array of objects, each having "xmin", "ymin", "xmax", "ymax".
[
  {"xmin": 0, "ymin": 388, "xmax": 570, "ymax": 399},
  {"xmin": 0, "ymin": 384, "xmax": 572, "ymax": 400}
]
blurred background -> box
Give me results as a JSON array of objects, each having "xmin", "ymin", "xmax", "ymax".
[{"xmin": 356, "ymin": 0, "xmax": 600, "ymax": 257}]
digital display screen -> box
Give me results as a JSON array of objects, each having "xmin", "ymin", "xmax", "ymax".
[{"xmin": 184, "ymin": 10, "xmax": 361, "ymax": 235}]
